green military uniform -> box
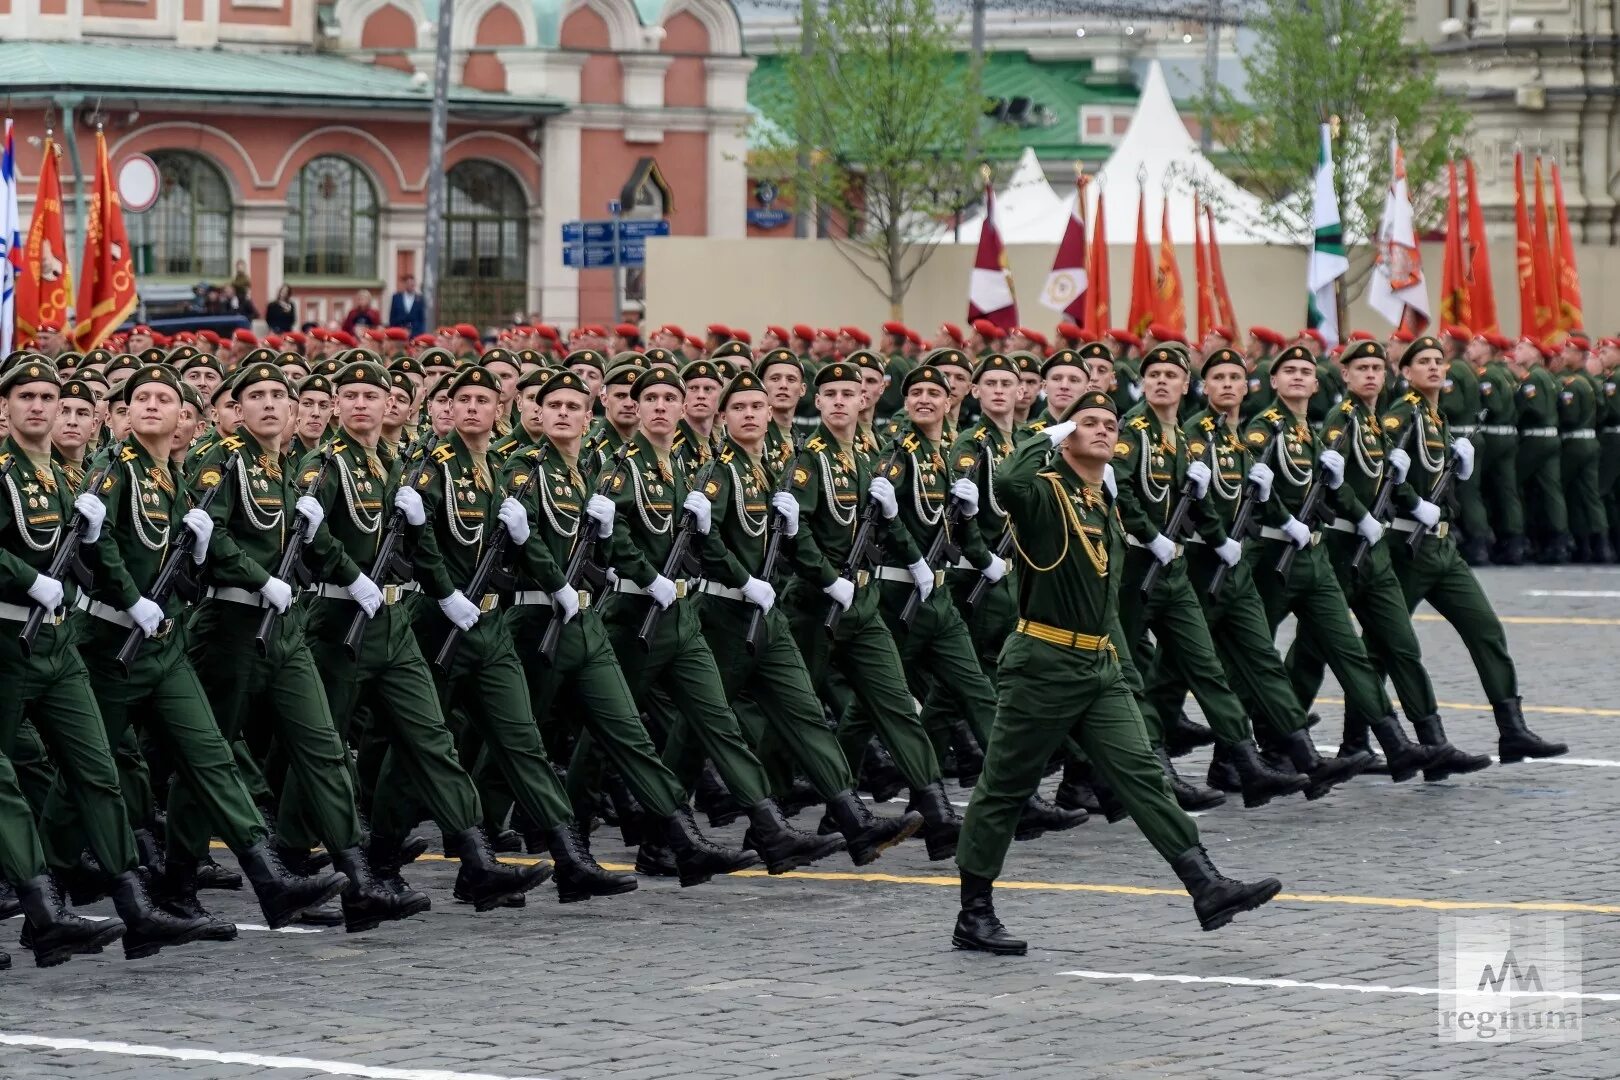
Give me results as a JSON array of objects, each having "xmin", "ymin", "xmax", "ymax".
[
  {"xmin": 1308, "ymin": 355, "xmax": 1346, "ymax": 424},
  {"xmin": 874, "ymin": 350, "xmax": 916, "ymax": 422},
  {"xmin": 1516, "ymin": 362, "xmax": 1568, "ymax": 558},
  {"xmin": 1476, "ymin": 352, "xmax": 1523, "ymax": 558},
  {"xmin": 942, "ymin": 409, "xmax": 1018, "ymax": 681},
  {"xmin": 1599, "ymin": 359, "xmax": 1620, "ymax": 553},
  {"xmin": 1440, "ymin": 356, "xmax": 1490, "ymax": 557},
  {"xmin": 1556, "ymin": 364, "xmax": 1606, "ymax": 557}
]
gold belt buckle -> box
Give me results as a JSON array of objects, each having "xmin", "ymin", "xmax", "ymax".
[
  {"xmin": 49, "ymin": 609, "xmax": 64, "ymax": 627},
  {"xmin": 478, "ymin": 593, "xmax": 498, "ymax": 613},
  {"xmin": 382, "ymin": 584, "xmax": 402, "ymax": 605},
  {"xmin": 1310, "ymin": 532, "xmax": 1322, "ymax": 547},
  {"xmin": 1435, "ymin": 522, "xmax": 1450, "ymax": 539},
  {"xmin": 933, "ymin": 569, "xmax": 945, "ymax": 587},
  {"xmin": 855, "ymin": 570, "xmax": 871, "ymax": 589},
  {"xmin": 674, "ymin": 580, "xmax": 688, "ymax": 599},
  {"xmin": 154, "ymin": 618, "xmax": 173, "ymax": 640},
  {"xmin": 578, "ymin": 590, "xmax": 592, "ymax": 610}
]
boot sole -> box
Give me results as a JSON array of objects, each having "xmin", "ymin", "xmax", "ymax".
[
  {"xmin": 1499, "ymin": 745, "xmax": 1568, "ymax": 764},
  {"xmin": 1240, "ymin": 779, "xmax": 1309, "ymax": 809},
  {"xmin": 1176, "ymin": 792, "xmax": 1228, "ymax": 812},
  {"xmin": 951, "ymin": 931, "xmax": 1027, "ymax": 956},
  {"xmin": 924, "ymin": 833, "xmax": 959, "ymax": 861},
  {"xmin": 1015, "ymin": 814, "xmax": 1089, "ymax": 842},
  {"xmin": 556, "ymin": 878, "xmax": 639, "ymax": 903},
  {"xmin": 763, "ymin": 835, "xmax": 847, "ymax": 875},
  {"xmin": 1198, "ymin": 879, "xmax": 1282, "ymax": 932},
  {"xmin": 848, "ymin": 814, "xmax": 924, "ymax": 867},
  {"xmin": 344, "ymin": 894, "xmax": 432, "ymax": 933},
  {"xmin": 35, "ymin": 924, "xmax": 126, "ymax": 967},
  {"xmin": 123, "ymin": 921, "xmax": 208, "ymax": 961},
  {"xmin": 262, "ymin": 875, "xmax": 348, "ymax": 930},
  {"xmin": 678, "ymin": 851, "xmax": 762, "ymax": 887}
]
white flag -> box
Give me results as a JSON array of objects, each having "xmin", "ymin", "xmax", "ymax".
[
  {"xmin": 0, "ymin": 119, "xmax": 21, "ymax": 357},
  {"xmin": 1307, "ymin": 123, "xmax": 1349, "ymax": 346},
  {"xmin": 1367, "ymin": 133, "xmax": 1430, "ymax": 331}
]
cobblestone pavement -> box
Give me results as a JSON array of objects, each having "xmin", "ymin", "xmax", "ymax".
[{"xmin": 3, "ymin": 565, "xmax": 1617, "ymax": 1079}]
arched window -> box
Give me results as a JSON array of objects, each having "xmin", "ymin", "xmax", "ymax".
[
  {"xmin": 284, "ymin": 156, "xmax": 378, "ymax": 279},
  {"xmin": 129, "ymin": 151, "xmax": 232, "ymax": 279},
  {"xmin": 441, "ymin": 161, "xmax": 529, "ymax": 327}
]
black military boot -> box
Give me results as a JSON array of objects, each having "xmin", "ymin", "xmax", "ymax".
[
  {"xmin": 821, "ymin": 790, "xmax": 922, "ymax": 866},
  {"xmin": 1204, "ymin": 744, "xmax": 1242, "ymax": 793},
  {"xmin": 1163, "ymin": 711, "xmax": 1216, "ymax": 757},
  {"xmin": 694, "ymin": 762, "xmax": 746, "ymax": 828},
  {"xmin": 1411, "ymin": 715, "xmax": 1494, "ymax": 782},
  {"xmin": 1054, "ymin": 759, "xmax": 1101, "ymax": 814},
  {"xmin": 193, "ymin": 854, "xmax": 243, "ymax": 892},
  {"xmin": 1087, "ymin": 768, "xmax": 1130, "ymax": 823},
  {"xmin": 490, "ymin": 828, "xmax": 524, "ymax": 853},
  {"xmin": 237, "ymin": 841, "xmax": 348, "ymax": 929},
  {"xmin": 858, "ymin": 740, "xmax": 907, "ymax": 803},
  {"xmin": 948, "ymin": 719, "xmax": 985, "ymax": 788},
  {"xmin": 61, "ymin": 851, "xmax": 114, "ymax": 906},
  {"xmin": 107, "ymin": 868, "xmax": 216, "ymax": 959},
  {"xmin": 908, "ymin": 779, "xmax": 963, "ymax": 860},
  {"xmin": 1368, "ymin": 715, "xmax": 1445, "ymax": 783},
  {"xmin": 1591, "ymin": 534, "xmax": 1614, "ymax": 564},
  {"xmin": 0, "ymin": 879, "xmax": 19, "ymax": 921},
  {"xmin": 662, "ymin": 807, "xmax": 760, "ymax": 887},
  {"xmin": 326, "ymin": 847, "xmax": 428, "ymax": 933},
  {"xmin": 1338, "ymin": 714, "xmax": 1388, "ymax": 775},
  {"xmin": 546, "ymin": 823, "xmax": 638, "ymax": 903},
  {"xmin": 1014, "ymin": 793, "xmax": 1088, "ymax": 841},
  {"xmin": 1494, "ymin": 697, "xmax": 1568, "ymax": 763},
  {"xmin": 775, "ymin": 778, "xmax": 824, "ymax": 819},
  {"xmin": 1155, "ymin": 746, "xmax": 1226, "ymax": 811},
  {"xmin": 633, "ymin": 837, "xmax": 680, "ymax": 878},
  {"xmin": 1494, "ymin": 534, "xmax": 1526, "ymax": 566},
  {"xmin": 603, "ymin": 771, "xmax": 644, "ymax": 847},
  {"xmin": 1226, "ymin": 740, "xmax": 1309, "ymax": 808},
  {"xmin": 743, "ymin": 800, "xmax": 846, "ymax": 874},
  {"xmin": 1169, "ymin": 845, "xmax": 1282, "ymax": 932},
  {"xmin": 951, "ymin": 871, "xmax": 1027, "ymax": 956},
  {"xmin": 154, "ymin": 856, "xmax": 238, "ymax": 942},
  {"xmin": 15, "ymin": 875, "xmax": 126, "ymax": 967},
  {"xmin": 1459, "ymin": 534, "xmax": 1491, "ymax": 567},
  {"xmin": 133, "ymin": 827, "xmax": 167, "ymax": 877},
  {"xmin": 446, "ymin": 827, "xmax": 551, "ymax": 911},
  {"xmin": 1279, "ymin": 729, "xmax": 1368, "ymax": 799}
]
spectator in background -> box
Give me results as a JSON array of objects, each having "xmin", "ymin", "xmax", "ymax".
[
  {"xmin": 388, "ymin": 274, "xmax": 426, "ymax": 336},
  {"xmin": 230, "ymin": 259, "xmax": 258, "ymax": 320},
  {"xmin": 266, "ymin": 285, "xmax": 297, "ymax": 334},
  {"xmin": 342, "ymin": 289, "xmax": 381, "ymax": 335}
]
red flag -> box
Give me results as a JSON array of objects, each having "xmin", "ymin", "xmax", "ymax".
[
  {"xmin": 1085, "ymin": 186, "xmax": 1110, "ymax": 333},
  {"xmin": 15, "ymin": 134, "xmax": 73, "ymax": 341},
  {"xmin": 967, "ymin": 180, "xmax": 1017, "ymax": 331},
  {"xmin": 1512, "ymin": 152, "xmax": 1544, "ymax": 340},
  {"xmin": 73, "ymin": 130, "xmax": 138, "ymax": 351},
  {"xmin": 1439, "ymin": 161, "xmax": 1471, "ymax": 329},
  {"xmin": 1192, "ymin": 194, "xmax": 1212, "ymax": 340},
  {"xmin": 1038, "ymin": 174, "xmax": 1088, "ymax": 322},
  {"xmin": 1155, "ymin": 197, "xmax": 1185, "ymax": 336},
  {"xmin": 1127, "ymin": 184, "xmax": 1154, "ymax": 337},
  {"xmin": 1206, "ymin": 207, "xmax": 1236, "ymax": 331},
  {"xmin": 1530, "ymin": 157, "xmax": 1560, "ymax": 342},
  {"xmin": 1464, "ymin": 159, "xmax": 1498, "ymax": 335},
  {"xmin": 1550, "ymin": 162, "xmax": 1583, "ymax": 331}
]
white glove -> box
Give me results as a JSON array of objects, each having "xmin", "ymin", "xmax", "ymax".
[
  {"xmin": 681, "ymin": 490, "xmax": 712, "ymax": 535},
  {"xmin": 259, "ymin": 576, "xmax": 293, "ymax": 614},
  {"xmin": 950, "ymin": 477, "xmax": 980, "ymax": 518},
  {"xmin": 1355, "ymin": 514, "xmax": 1385, "ymax": 545},
  {"xmin": 1147, "ymin": 532, "xmax": 1176, "ymax": 565},
  {"xmin": 438, "ymin": 589, "xmax": 480, "ymax": 631},
  {"xmin": 498, "ymin": 497, "xmax": 530, "ymax": 545},
  {"xmin": 1102, "ymin": 463, "xmax": 1117, "ymax": 500},
  {"xmin": 183, "ymin": 508, "xmax": 213, "ymax": 563},
  {"xmin": 1042, "ymin": 420, "xmax": 1077, "ymax": 446},
  {"xmin": 1318, "ymin": 449, "xmax": 1346, "ymax": 490},
  {"xmin": 295, "ymin": 495, "xmax": 324, "ymax": 541},
  {"xmin": 1411, "ymin": 499, "xmax": 1441, "ymax": 528},
  {"xmin": 1451, "ymin": 436, "xmax": 1475, "ymax": 481},
  {"xmin": 550, "ymin": 586, "xmax": 580, "ymax": 623},
  {"xmin": 72, "ymin": 492, "xmax": 105, "ymax": 544},
  {"xmin": 907, "ymin": 559, "xmax": 934, "ymax": 601},
  {"xmin": 127, "ymin": 597, "xmax": 164, "ymax": 638},
  {"xmin": 346, "ymin": 573, "xmax": 383, "ymax": 617},
  {"xmin": 1215, "ymin": 538, "xmax": 1243, "ymax": 567},
  {"xmin": 741, "ymin": 576, "xmax": 776, "ymax": 612},
  {"xmin": 1280, "ymin": 516, "xmax": 1312, "ymax": 549},
  {"xmin": 823, "ymin": 577, "xmax": 854, "ymax": 611},
  {"xmin": 26, "ymin": 573, "xmax": 64, "ymax": 612},
  {"xmin": 1247, "ymin": 462, "xmax": 1274, "ymax": 503},
  {"xmin": 585, "ymin": 494, "xmax": 615, "ymax": 538},
  {"xmin": 603, "ymin": 567, "xmax": 619, "ymax": 586},
  {"xmin": 1185, "ymin": 460, "xmax": 1212, "ymax": 499},
  {"xmin": 868, "ymin": 476, "xmax": 899, "ymax": 520},
  {"xmin": 393, "ymin": 486, "xmax": 426, "ymax": 526},
  {"xmin": 1386, "ymin": 448, "xmax": 1411, "ymax": 485},
  {"xmin": 770, "ymin": 491, "xmax": 800, "ymax": 538},
  {"xmin": 1127, "ymin": 383, "xmax": 1143, "ymax": 401},
  {"xmin": 647, "ymin": 574, "xmax": 678, "ymax": 609},
  {"xmin": 982, "ymin": 553, "xmax": 1007, "ymax": 583}
]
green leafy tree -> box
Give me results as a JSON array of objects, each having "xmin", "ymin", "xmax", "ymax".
[
  {"xmin": 1209, "ymin": 0, "xmax": 1469, "ymax": 299},
  {"xmin": 756, "ymin": 0, "xmax": 999, "ymax": 316}
]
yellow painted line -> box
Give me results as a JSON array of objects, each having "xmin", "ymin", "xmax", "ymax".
[
  {"xmin": 1414, "ymin": 613, "xmax": 1620, "ymax": 627},
  {"xmin": 1315, "ymin": 695, "xmax": 1620, "ymax": 718}
]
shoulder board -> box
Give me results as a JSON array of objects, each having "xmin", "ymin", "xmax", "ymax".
[
  {"xmin": 974, "ymin": 427, "xmax": 988, "ymax": 442},
  {"xmin": 431, "ymin": 444, "xmax": 455, "ymax": 464},
  {"xmin": 329, "ymin": 440, "xmax": 348, "ymax": 455},
  {"xmin": 1200, "ymin": 417, "xmax": 1215, "ymax": 431},
  {"xmin": 220, "ymin": 435, "xmax": 245, "ymax": 451},
  {"xmin": 1027, "ymin": 420, "xmax": 1047, "ymax": 433},
  {"xmin": 1129, "ymin": 416, "xmax": 1149, "ymax": 430},
  {"xmin": 719, "ymin": 448, "xmax": 734, "ymax": 464},
  {"xmin": 1339, "ymin": 400, "xmax": 1354, "ymax": 414},
  {"xmin": 806, "ymin": 436, "xmax": 827, "ymax": 453},
  {"xmin": 901, "ymin": 433, "xmax": 920, "ymax": 452},
  {"xmin": 1404, "ymin": 392, "xmax": 1421, "ymax": 404},
  {"xmin": 523, "ymin": 446, "xmax": 542, "ymax": 460},
  {"xmin": 1261, "ymin": 408, "xmax": 1282, "ymax": 422},
  {"xmin": 625, "ymin": 445, "xmax": 641, "ymax": 458},
  {"xmin": 121, "ymin": 446, "xmax": 139, "ymax": 462}
]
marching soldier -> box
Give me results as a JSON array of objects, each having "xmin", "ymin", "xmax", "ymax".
[
  {"xmin": 1473, "ymin": 332, "xmax": 1524, "ymax": 564},
  {"xmin": 1554, "ymin": 333, "xmax": 1608, "ymax": 561},
  {"xmin": 1438, "ymin": 326, "xmax": 1491, "ymax": 565},
  {"xmin": 1510, "ymin": 337, "xmax": 1570, "ymax": 563}
]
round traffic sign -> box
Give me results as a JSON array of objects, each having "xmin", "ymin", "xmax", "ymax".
[{"xmin": 117, "ymin": 154, "xmax": 161, "ymax": 213}]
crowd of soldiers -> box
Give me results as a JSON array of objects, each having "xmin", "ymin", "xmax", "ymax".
[{"xmin": 0, "ymin": 309, "xmax": 1575, "ymax": 969}]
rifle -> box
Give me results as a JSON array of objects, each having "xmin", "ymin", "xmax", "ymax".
[
  {"xmin": 1207, "ymin": 417, "xmax": 1284, "ymax": 598},
  {"xmin": 1348, "ymin": 420, "xmax": 1415, "ymax": 572},
  {"xmin": 900, "ymin": 440, "xmax": 986, "ymax": 627},
  {"xmin": 825, "ymin": 443, "xmax": 907, "ymax": 638},
  {"xmin": 1274, "ymin": 427, "xmax": 1347, "ymax": 576},
  {"xmin": 20, "ymin": 447, "xmax": 117, "ymax": 657},
  {"xmin": 1139, "ymin": 473, "xmax": 1196, "ymax": 596},
  {"xmin": 254, "ymin": 450, "xmax": 334, "ymax": 656},
  {"xmin": 432, "ymin": 448, "xmax": 544, "ymax": 674},
  {"xmin": 744, "ymin": 432, "xmax": 803, "ymax": 655},
  {"xmin": 116, "ymin": 451, "xmax": 242, "ymax": 673},
  {"xmin": 342, "ymin": 436, "xmax": 439, "ymax": 659},
  {"xmin": 637, "ymin": 436, "xmax": 723, "ymax": 651},
  {"xmin": 538, "ymin": 442, "xmax": 632, "ymax": 663}
]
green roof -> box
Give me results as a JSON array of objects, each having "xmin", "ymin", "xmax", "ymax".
[
  {"xmin": 0, "ymin": 41, "xmax": 564, "ymax": 114},
  {"xmin": 748, "ymin": 51, "xmax": 1138, "ymax": 160}
]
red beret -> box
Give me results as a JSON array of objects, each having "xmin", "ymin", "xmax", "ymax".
[
  {"xmin": 1106, "ymin": 328, "xmax": 1142, "ymax": 349},
  {"xmin": 1597, "ymin": 336, "xmax": 1620, "ymax": 350},
  {"xmin": 1024, "ymin": 330, "xmax": 1048, "ymax": 347},
  {"xmin": 133, "ymin": 324, "xmax": 152, "ymax": 334},
  {"xmin": 385, "ymin": 327, "xmax": 409, "ymax": 341},
  {"xmin": 454, "ymin": 323, "xmax": 480, "ymax": 340},
  {"xmin": 839, "ymin": 325, "xmax": 871, "ymax": 346},
  {"xmin": 970, "ymin": 319, "xmax": 1004, "ymax": 340},
  {"xmin": 733, "ymin": 329, "xmax": 752, "ymax": 344},
  {"xmin": 1209, "ymin": 325, "xmax": 1236, "ymax": 341},
  {"xmin": 614, "ymin": 323, "xmax": 639, "ymax": 338},
  {"xmin": 816, "ymin": 327, "xmax": 837, "ymax": 341},
  {"xmin": 791, "ymin": 324, "xmax": 815, "ymax": 341},
  {"xmin": 333, "ymin": 330, "xmax": 358, "ymax": 347},
  {"xmin": 286, "ymin": 331, "xmax": 307, "ymax": 345},
  {"xmin": 150, "ymin": 332, "xmax": 171, "ymax": 347},
  {"xmin": 1391, "ymin": 329, "xmax": 1416, "ymax": 343},
  {"xmin": 1249, "ymin": 326, "xmax": 1286, "ymax": 347},
  {"xmin": 1146, "ymin": 322, "xmax": 1186, "ymax": 345},
  {"xmin": 882, "ymin": 321, "xmax": 907, "ymax": 336},
  {"xmin": 1442, "ymin": 324, "xmax": 1471, "ymax": 343},
  {"xmin": 264, "ymin": 335, "xmax": 284, "ymax": 349},
  {"xmin": 765, "ymin": 325, "xmax": 789, "ymax": 341},
  {"xmin": 685, "ymin": 335, "xmax": 705, "ymax": 349},
  {"xmin": 410, "ymin": 333, "xmax": 435, "ymax": 347},
  {"xmin": 536, "ymin": 325, "xmax": 559, "ymax": 341},
  {"xmin": 1055, "ymin": 322, "xmax": 1083, "ymax": 341},
  {"xmin": 938, "ymin": 323, "xmax": 965, "ymax": 345},
  {"xmin": 1298, "ymin": 328, "xmax": 1326, "ymax": 347},
  {"xmin": 706, "ymin": 323, "xmax": 731, "ymax": 336},
  {"xmin": 657, "ymin": 324, "xmax": 684, "ymax": 339},
  {"xmin": 905, "ymin": 329, "xmax": 922, "ymax": 346},
  {"xmin": 1483, "ymin": 332, "xmax": 1512, "ymax": 351},
  {"xmin": 1348, "ymin": 330, "xmax": 1376, "ymax": 342}
]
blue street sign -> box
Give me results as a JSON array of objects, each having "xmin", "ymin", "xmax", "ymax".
[
  {"xmin": 562, "ymin": 243, "xmax": 617, "ymax": 269},
  {"xmin": 618, "ymin": 218, "xmax": 671, "ymax": 239},
  {"xmin": 608, "ymin": 199, "xmax": 622, "ymax": 214},
  {"xmin": 747, "ymin": 208, "xmax": 793, "ymax": 230},
  {"xmin": 617, "ymin": 239, "xmax": 646, "ymax": 266},
  {"xmin": 561, "ymin": 221, "xmax": 614, "ymax": 244}
]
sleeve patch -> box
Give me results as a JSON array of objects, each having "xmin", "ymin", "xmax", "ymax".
[
  {"xmin": 1188, "ymin": 441, "xmax": 1205, "ymax": 456},
  {"xmin": 1113, "ymin": 441, "xmax": 1130, "ymax": 457},
  {"xmin": 703, "ymin": 479, "xmax": 720, "ymax": 498},
  {"xmin": 611, "ymin": 473, "xmax": 626, "ymax": 492},
  {"xmin": 416, "ymin": 472, "xmax": 432, "ymax": 487},
  {"xmin": 300, "ymin": 467, "xmax": 320, "ymax": 485},
  {"xmin": 511, "ymin": 472, "xmax": 529, "ymax": 489},
  {"xmin": 956, "ymin": 452, "xmax": 977, "ymax": 470},
  {"xmin": 1246, "ymin": 431, "xmax": 1266, "ymax": 445},
  {"xmin": 792, "ymin": 466, "xmax": 810, "ymax": 489},
  {"xmin": 1383, "ymin": 415, "xmax": 1401, "ymax": 430},
  {"xmin": 887, "ymin": 463, "xmax": 903, "ymax": 479},
  {"xmin": 101, "ymin": 474, "xmax": 117, "ymax": 493},
  {"xmin": 198, "ymin": 468, "xmax": 223, "ymax": 490}
]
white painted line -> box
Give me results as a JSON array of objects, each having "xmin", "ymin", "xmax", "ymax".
[
  {"xmin": 1523, "ymin": 589, "xmax": 1620, "ymax": 598},
  {"xmin": 1309, "ymin": 744, "xmax": 1620, "ymax": 769},
  {"xmin": 2, "ymin": 914, "xmax": 324, "ymax": 934},
  {"xmin": 1058, "ymin": 969, "xmax": 1620, "ymax": 1002},
  {"xmin": 0, "ymin": 1032, "xmax": 551, "ymax": 1080}
]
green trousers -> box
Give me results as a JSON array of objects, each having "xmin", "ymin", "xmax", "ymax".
[
  {"xmin": 782, "ymin": 580, "xmax": 943, "ymax": 790},
  {"xmin": 1599, "ymin": 432, "xmax": 1620, "ymax": 539},
  {"xmin": 917, "ymin": 568, "xmax": 1017, "ymax": 747},
  {"xmin": 1452, "ymin": 428, "xmax": 1491, "ymax": 544},
  {"xmin": 292, "ymin": 595, "xmax": 481, "ymax": 848},
  {"xmin": 9, "ymin": 720, "xmax": 53, "ymax": 818},
  {"xmin": 597, "ymin": 595, "xmax": 769, "ymax": 807},
  {"xmin": 0, "ymin": 616, "xmax": 137, "ymax": 875},
  {"xmin": 0, "ymin": 750, "xmax": 47, "ymax": 885},
  {"xmin": 49, "ymin": 619, "xmax": 267, "ymax": 864},
  {"xmin": 1390, "ymin": 532, "xmax": 1518, "ymax": 706},
  {"xmin": 184, "ymin": 600, "xmax": 361, "ymax": 856},
  {"xmin": 1562, "ymin": 437, "xmax": 1607, "ymax": 540},
  {"xmin": 1285, "ymin": 533, "xmax": 1434, "ymax": 722},
  {"xmin": 1518, "ymin": 435, "xmax": 1568, "ymax": 537},
  {"xmin": 1119, "ymin": 551, "xmax": 1253, "ymax": 748},
  {"xmin": 1480, "ymin": 433, "xmax": 1523, "ymax": 540},
  {"xmin": 956, "ymin": 632, "xmax": 1197, "ymax": 881}
]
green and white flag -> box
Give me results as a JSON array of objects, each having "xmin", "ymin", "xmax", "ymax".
[{"xmin": 1307, "ymin": 123, "xmax": 1349, "ymax": 346}]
